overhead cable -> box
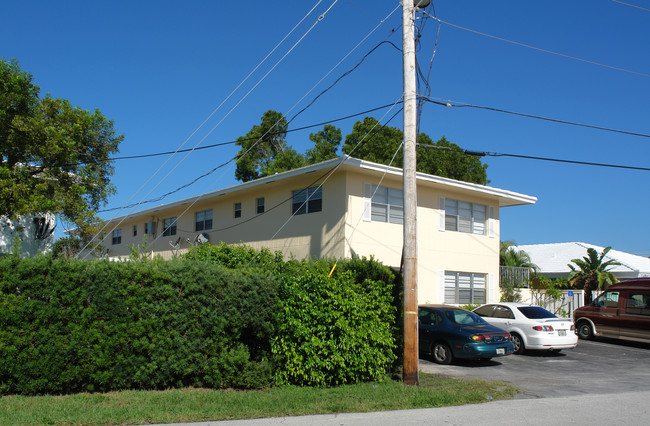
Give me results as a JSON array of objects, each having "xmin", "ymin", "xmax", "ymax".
[
  {"xmin": 80, "ymin": 1, "xmax": 333, "ymax": 258},
  {"xmin": 426, "ymin": 13, "xmax": 650, "ymax": 79},
  {"xmin": 417, "ymin": 144, "xmax": 650, "ymax": 171},
  {"xmin": 423, "ymin": 97, "xmax": 650, "ymax": 139},
  {"xmin": 611, "ymin": 0, "xmax": 650, "ymax": 12}
]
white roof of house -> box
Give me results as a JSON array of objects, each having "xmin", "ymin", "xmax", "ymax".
[
  {"xmin": 517, "ymin": 242, "xmax": 650, "ymax": 277},
  {"xmin": 106, "ymin": 156, "xmax": 537, "ymax": 222}
]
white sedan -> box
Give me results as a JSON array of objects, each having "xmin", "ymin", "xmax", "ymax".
[{"xmin": 473, "ymin": 302, "xmax": 578, "ymax": 354}]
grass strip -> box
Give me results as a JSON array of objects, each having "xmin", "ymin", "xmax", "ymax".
[{"xmin": 0, "ymin": 373, "xmax": 517, "ymax": 425}]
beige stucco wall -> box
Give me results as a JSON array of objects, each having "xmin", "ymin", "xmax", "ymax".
[
  {"xmin": 97, "ymin": 162, "xmax": 518, "ymax": 306},
  {"xmin": 103, "ymin": 172, "xmax": 347, "ymax": 261},
  {"xmin": 343, "ymin": 170, "xmax": 501, "ymax": 304}
]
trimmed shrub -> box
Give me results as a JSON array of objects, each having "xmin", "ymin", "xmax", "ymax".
[
  {"xmin": 271, "ymin": 269, "xmax": 396, "ymax": 386},
  {"xmin": 1, "ymin": 245, "xmax": 399, "ymax": 395},
  {"xmin": 0, "ymin": 256, "xmax": 277, "ymax": 395}
]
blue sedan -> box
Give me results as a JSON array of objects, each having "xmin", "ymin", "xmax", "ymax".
[{"xmin": 419, "ymin": 305, "xmax": 514, "ymax": 364}]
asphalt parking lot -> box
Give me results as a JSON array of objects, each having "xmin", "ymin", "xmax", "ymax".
[{"xmin": 419, "ymin": 337, "xmax": 650, "ymax": 399}]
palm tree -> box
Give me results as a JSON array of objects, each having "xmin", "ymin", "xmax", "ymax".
[
  {"xmin": 499, "ymin": 241, "xmax": 538, "ymax": 302},
  {"xmin": 568, "ymin": 246, "xmax": 620, "ymax": 305},
  {"xmin": 500, "ymin": 241, "xmax": 538, "ymax": 271}
]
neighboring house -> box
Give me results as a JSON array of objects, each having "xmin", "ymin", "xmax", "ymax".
[
  {"xmin": 89, "ymin": 157, "xmax": 536, "ymax": 304},
  {"xmin": 517, "ymin": 242, "xmax": 650, "ymax": 280},
  {"xmin": 0, "ymin": 213, "xmax": 55, "ymax": 257}
]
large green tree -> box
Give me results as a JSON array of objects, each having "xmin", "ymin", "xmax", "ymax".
[
  {"xmin": 568, "ymin": 246, "xmax": 620, "ymax": 305},
  {"xmin": 304, "ymin": 124, "xmax": 341, "ymax": 165},
  {"xmin": 235, "ymin": 113, "xmax": 488, "ymax": 185},
  {"xmin": 0, "ymin": 58, "xmax": 122, "ymax": 228},
  {"xmin": 342, "ymin": 117, "xmax": 488, "ymax": 185},
  {"xmin": 235, "ymin": 110, "xmax": 303, "ymax": 182}
]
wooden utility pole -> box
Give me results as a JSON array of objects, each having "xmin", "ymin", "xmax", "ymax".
[{"xmin": 402, "ymin": 0, "xmax": 420, "ymax": 386}]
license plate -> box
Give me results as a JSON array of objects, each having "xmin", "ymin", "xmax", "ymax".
[
  {"xmin": 496, "ymin": 348, "xmax": 505, "ymax": 355},
  {"xmin": 558, "ymin": 330, "xmax": 567, "ymax": 336}
]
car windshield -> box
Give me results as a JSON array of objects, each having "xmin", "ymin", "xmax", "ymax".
[
  {"xmin": 445, "ymin": 310, "xmax": 487, "ymax": 325},
  {"xmin": 517, "ymin": 306, "xmax": 556, "ymax": 319}
]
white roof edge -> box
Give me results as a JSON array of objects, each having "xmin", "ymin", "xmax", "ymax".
[{"xmin": 103, "ymin": 156, "xmax": 536, "ymax": 223}]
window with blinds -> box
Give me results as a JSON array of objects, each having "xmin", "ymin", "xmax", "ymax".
[
  {"xmin": 366, "ymin": 184, "xmax": 404, "ymax": 224},
  {"xmin": 444, "ymin": 199, "xmax": 487, "ymax": 235},
  {"xmin": 444, "ymin": 271, "xmax": 487, "ymax": 304}
]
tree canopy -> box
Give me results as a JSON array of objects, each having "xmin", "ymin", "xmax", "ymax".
[
  {"xmin": 234, "ymin": 110, "xmax": 488, "ymax": 185},
  {"xmin": 0, "ymin": 58, "xmax": 123, "ymax": 228},
  {"xmin": 341, "ymin": 117, "xmax": 488, "ymax": 184}
]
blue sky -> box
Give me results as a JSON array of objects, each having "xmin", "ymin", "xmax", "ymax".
[{"xmin": 2, "ymin": 1, "xmax": 649, "ymax": 256}]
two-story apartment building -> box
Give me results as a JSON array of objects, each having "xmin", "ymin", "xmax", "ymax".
[{"xmin": 93, "ymin": 156, "xmax": 536, "ymax": 304}]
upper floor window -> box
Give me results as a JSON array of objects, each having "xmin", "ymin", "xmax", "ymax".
[
  {"xmin": 292, "ymin": 187, "xmax": 322, "ymax": 215},
  {"xmin": 133, "ymin": 225, "xmax": 137, "ymax": 237},
  {"xmin": 444, "ymin": 271, "xmax": 486, "ymax": 305},
  {"xmin": 364, "ymin": 184, "xmax": 403, "ymax": 224},
  {"xmin": 195, "ymin": 209, "xmax": 213, "ymax": 231},
  {"xmin": 163, "ymin": 217, "xmax": 177, "ymax": 236},
  {"xmin": 144, "ymin": 221, "xmax": 156, "ymax": 235},
  {"xmin": 234, "ymin": 203, "xmax": 242, "ymax": 218},
  {"xmin": 256, "ymin": 197, "xmax": 265, "ymax": 214},
  {"xmin": 444, "ymin": 198, "xmax": 486, "ymax": 235},
  {"xmin": 112, "ymin": 229, "xmax": 122, "ymax": 245}
]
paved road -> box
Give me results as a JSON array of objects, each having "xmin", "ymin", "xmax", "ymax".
[{"xmin": 419, "ymin": 337, "xmax": 650, "ymax": 399}]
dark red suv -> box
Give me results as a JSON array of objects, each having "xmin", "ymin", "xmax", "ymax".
[{"xmin": 574, "ymin": 278, "xmax": 650, "ymax": 344}]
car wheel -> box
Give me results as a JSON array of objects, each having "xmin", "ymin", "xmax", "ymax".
[
  {"xmin": 511, "ymin": 333, "xmax": 524, "ymax": 355},
  {"xmin": 432, "ymin": 342, "xmax": 453, "ymax": 365},
  {"xmin": 577, "ymin": 321, "xmax": 594, "ymax": 340}
]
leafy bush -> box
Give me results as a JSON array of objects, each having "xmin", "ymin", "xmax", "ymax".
[
  {"xmin": 0, "ymin": 245, "xmax": 399, "ymax": 395},
  {"xmin": 0, "ymin": 256, "xmax": 277, "ymax": 395},
  {"xmin": 271, "ymin": 270, "xmax": 396, "ymax": 386}
]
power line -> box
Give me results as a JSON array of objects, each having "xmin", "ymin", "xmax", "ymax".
[
  {"xmin": 611, "ymin": 0, "xmax": 650, "ymax": 13},
  {"xmin": 417, "ymin": 144, "xmax": 650, "ymax": 171},
  {"xmin": 422, "ymin": 97, "xmax": 650, "ymax": 139},
  {"xmin": 80, "ymin": 1, "xmax": 336, "ymax": 259},
  {"xmin": 110, "ymin": 103, "xmax": 400, "ymax": 162},
  {"xmin": 426, "ymin": 13, "xmax": 650, "ymax": 79},
  {"xmin": 115, "ymin": 4, "xmax": 401, "ymax": 256}
]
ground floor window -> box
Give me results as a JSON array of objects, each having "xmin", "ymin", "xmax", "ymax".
[{"xmin": 444, "ymin": 271, "xmax": 486, "ymax": 304}]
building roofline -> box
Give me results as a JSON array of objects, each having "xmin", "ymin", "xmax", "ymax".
[{"xmin": 102, "ymin": 156, "xmax": 537, "ymax": 223}]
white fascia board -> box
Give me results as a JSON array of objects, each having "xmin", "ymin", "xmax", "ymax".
[
  {"xmin": 105, "ymin": 156, "xmax": 535, "ymax": 224},
  {"xmin": 351, "ymin": 158, "xmax": 537, "ymax": 207},
  {"xmin": 105, "ymin": 157, "xmax": 347, "ymax": 223}
]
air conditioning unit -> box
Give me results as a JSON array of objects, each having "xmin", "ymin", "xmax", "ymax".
[
  {"xmin": 194, "ymin": 232, "xmax": 209, "ymax": 245},
  {"xmin": 144, "ymin": 221, "xmax": 156, "ymax": 234}
]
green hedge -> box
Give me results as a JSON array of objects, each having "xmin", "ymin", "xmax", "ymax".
[
  {"xmin": 186, "ymin": 244, "xmax": 399, "ymax": 387},
  {"xmin": 0, "ymin": 256, "xmax": 277, "ymax": 395},
  {"xmin": 0, "ymin": 245, "xmax": 398, "ymax": 395}
]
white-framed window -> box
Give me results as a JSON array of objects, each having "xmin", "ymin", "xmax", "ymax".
[
  {"xmin": 195, "ymin": 209, "xmax": 213, "ymax": 231},
  {"xmin": 363, "ymin": 184, "xmax": 403, "ymax": 224},
  {"xmin": 444, "ymin": 198, "xmax": 487, "ymax": 235},
  {"xmin": 256, "ymin": 197, "xmax": 265, "ymax": 214},
  {"xmin": 444, "ymin": 271, "xmax": 487, "ymax": 304},
  {"xmin": 234, "ymin": 202, "xmax": 242, "ymax": 218},
  {"xmin": 292, "ymin": 187, "xmax": 322, "ymax": 215},
  {"xmin": 112, "ymin": 229, "xmax": 122, "ymax": 245},
  {"xmin": 162, "ymin": 217, "xmax": 177, "ymax": 236}
]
